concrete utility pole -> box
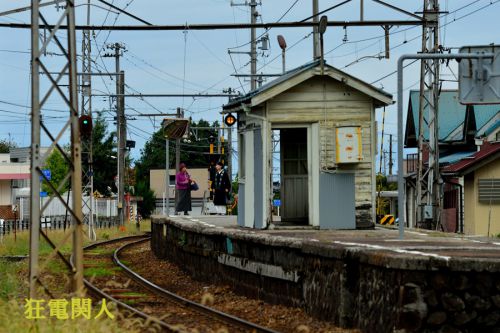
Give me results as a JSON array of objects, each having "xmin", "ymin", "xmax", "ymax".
[
  {"xmin": 250, "ymin": 0, "xmax": 258, "ymax": 90},
  {"xmin": 117, "ymin": 70, "xmax": 126, "ymax": 226},
  {"xmin": 389, "ymin": 134, "xmax": 393, "ymax": 176},
  {"xmin": 312, "ymin": 0, "xmax": 320, "ymax": 59},
  {"xmin": 81, "ymin": 0, "xmax": 95, "ymax": 240},
  {"xmin": 416, "ymin": 0, "xmax": 440, "ymax": 228},
  {"xmin": 105, "ymin": 42, "xmax": 126, "ymax": 226}
]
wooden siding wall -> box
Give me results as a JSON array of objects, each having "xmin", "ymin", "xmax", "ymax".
[{"xmin": 266, "ymin": 76, "xmax": 375, "ymax": 226}]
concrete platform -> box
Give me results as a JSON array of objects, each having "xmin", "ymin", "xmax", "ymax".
[
  {"xmin": 161, "ymin": 215, "xmax": 500, "ymax": 270},
  {"xmin": 151, "ymin": 215, "xmax": 500, "ymax": 333}
]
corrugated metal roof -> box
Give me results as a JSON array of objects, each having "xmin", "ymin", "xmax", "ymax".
[
  {"xmin": 439, "ymin": 151, "xmax": 475, "ymax": 165},
  {"xmin": 409, "ymin": 90, "xmax": 467, "ymax": 141},
  {"xmin": 224, "ymin": 59, "xmax": 392, "ymax": 109},
  {"xmin": 474, "ymin": 105, "xmax": 500, "ymax": 129},
  {"xmin": 442, "ymin": 142, "xmax": 500, "ymax": 175}
]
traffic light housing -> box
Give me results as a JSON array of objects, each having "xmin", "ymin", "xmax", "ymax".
[
  {"xmin": 224, "ymin": 113, "xmax": 236, "ymax": 127},
  {"xmin": 79, "ymin": 115, "xmax": 92, "ymax": 138}
]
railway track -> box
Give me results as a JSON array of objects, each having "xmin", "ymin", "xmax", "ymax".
[{"xmin": 83, "ymin": 235, "xmax": 279, "ymax": 333}]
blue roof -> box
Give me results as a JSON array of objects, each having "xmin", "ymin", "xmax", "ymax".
[
  {"xmin": 474, "ymin": 105, "xmax": 500, "ymax": 129},
  {"xmin": 439, "ymin": 151, "xmax": 476, "ymax": 165},
  {"xmin": 409, "ymin": 90, "xmax": 467, "ymax": 141}
]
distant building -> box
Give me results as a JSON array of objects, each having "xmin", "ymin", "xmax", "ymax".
[
  {"xmin": 404, "ymin": 90, "xmax": 500, "ymax": 231},
  {"xmin": 441, "ymin": 142, "xmax": 500, "ymax": 236}
]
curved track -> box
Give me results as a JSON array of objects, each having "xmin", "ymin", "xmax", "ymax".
[{"xmin": 83, "ymin": 235, "xmax": 279, "ymax": 333}]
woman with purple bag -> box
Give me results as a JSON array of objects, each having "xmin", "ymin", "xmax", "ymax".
[{"xmin": 175, "ymin": 163, "xmax": 195, "ymax": 215}]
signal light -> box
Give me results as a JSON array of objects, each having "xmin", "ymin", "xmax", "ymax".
[
  {"xmin": 224, "ymin": 113, "xmax": 237, "ymax": 127},
  {"xmin": 79, "ymin": 115, "xmax": 92, "ymax": 138}
]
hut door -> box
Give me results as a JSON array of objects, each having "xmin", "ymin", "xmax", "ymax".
[{"xmin": 281, "ymin": 128, "xmax": 308, "ymax": 223}]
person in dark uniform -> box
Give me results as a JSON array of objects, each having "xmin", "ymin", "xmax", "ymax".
[{"xmin": 211, "ymin": 161, "xmax": 231, "ymax": 215}]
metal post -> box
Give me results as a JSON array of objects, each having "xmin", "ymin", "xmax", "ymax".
[
  {"xmin": 312, "ymin": 0, "xmax": 320, "ymax": 59},
  {"xmin": 282, "ymin": 49, "xmax": 286, "ymax": 74},
  {"xmin": 81, "ymin": 0, "xmax": 95, "ymax": 240},
  {"xmin": 175, "ymin": 107, "xmax": 181, "ymax": 209},
  {"xmin": 30, "ymin": 0, "xmax": 83, "ymax": 298},
  {"xmin": 165, "ymin": 139, "xmax": 170, "ymax": 215},
  {"xmin": 416, "ymin": 0, "xmax": 439, "ymax": 228},
  {"xmin": 227, "ymin": 126, "xmax": 233, "ymax": 180}
]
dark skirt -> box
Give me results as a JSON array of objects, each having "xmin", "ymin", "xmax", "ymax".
[
  {"xmin": 213, "ymin": 189, "xmax": 228, "ymax": 206},
  {"xmin": 176, "ymin": 189, "xmax": 192, "ymax": 212}
]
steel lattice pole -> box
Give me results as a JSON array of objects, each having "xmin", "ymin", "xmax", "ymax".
[
  {"xmin": 416, "ymin": 0, "xmax": 440, "ymax": 228},
  {"xmin": 29, "ymin": 0, "xmax": 83, "ymax": 298}
]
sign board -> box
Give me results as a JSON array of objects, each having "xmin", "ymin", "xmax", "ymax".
[
  {"xmin": 458, "ymin": 45, "xmax": 500, "ymax": 105},
  {"xmin": 273, "ymin": 199, "xmax": 281, "ymax": 207},
  {"xmin": 40, "ymin": 191, "xmax": 48, "ymax": 197},
  {"xmin": 39, "ymin": 169, "xmax": 51, "ymax": 181},
  {"xmin": 335, "ymin": 126, "xmax": 363, "ymax": 164}
]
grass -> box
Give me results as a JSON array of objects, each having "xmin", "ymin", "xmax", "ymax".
[
  {"xmin": 0, "ymin": 260, "xmax": 26, "ymax": 300},
  {"xmin": 0, "ymin": 298, "xmax": 147, "ymax": 333},
  {"xmin": 0, "ymin": 218, "xmax": 153, "ymax": 331},
  {"xmin": 84, "ymin": 266, "xmax": 120, "ymax": 278},
  {"xmin": 0, "ymin": 219, "xmax": 151, "ymax": 257}
]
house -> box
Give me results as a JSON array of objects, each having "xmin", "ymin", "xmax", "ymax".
[
  {"xmin": 404, "ymin": 90, "xmax": 500, "ymax": 230},
  {"xmin": 0, "ymin": 152, "xmax": 30, "ymax": 206},
  {"xmin": 441, "ymin": 142, "xmax": 500, "ymax": 236},
  {"xmin": 223, "ymin": 60, "xmax": 393, "ymax": 229}
]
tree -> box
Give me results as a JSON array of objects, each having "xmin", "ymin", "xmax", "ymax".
[
  {"xmin": 91, "ymin": 111, "xmax": 117, "ymax": 196},
  {"xmin": 134, "ymin": 119, "xmax": 224, "ymax": 216},
  {"xmin": 0, "ymin": 139, "xmax": 16, "ymax": 153},
  {"xmin": 42, "ymin": 149, "xmax": 70, "ymax": 195}
]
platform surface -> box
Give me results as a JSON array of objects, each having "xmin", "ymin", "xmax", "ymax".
[{"xmin": 156, "ymin": 214, "xmax": 500, "ymax": 270}]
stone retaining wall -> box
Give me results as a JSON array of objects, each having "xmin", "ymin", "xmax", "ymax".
[{"xmin": 151, "ymin": 217, "xmax": 500, "ymax": 333}]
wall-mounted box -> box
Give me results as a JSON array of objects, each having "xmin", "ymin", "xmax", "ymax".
[{"xmin": 336, "ymin": 126, "xmax": 363, "ymax": 164}]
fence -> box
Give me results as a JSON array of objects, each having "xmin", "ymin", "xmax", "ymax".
[{"xmin": 0, "ymin": 196, "xmax": 119, "ymax": 236}]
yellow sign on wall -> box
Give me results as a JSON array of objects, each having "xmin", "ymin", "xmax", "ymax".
[{"xmin": 335, "ymin": 126, "xmax": 363, "ymax": 164}]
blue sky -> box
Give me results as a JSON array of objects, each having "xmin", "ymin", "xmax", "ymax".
[{"xmin": 0, "ymin": 0, "xmax": 499, "ymax": 173}]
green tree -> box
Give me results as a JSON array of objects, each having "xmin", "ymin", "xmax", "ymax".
[
  {"xmin": 134, "ymin": 119, "xmax": 223, "ymax": 216},
  {"xmin": 91, "ymin": 111, "xmax": 117, "ymax": 196},
  {"xmin": 42, "ymin": 149, "xmax": 70, "ymax": 195},
  {"xmin": 0, "ymin": 139, "xmax": 16, "ymax": 153}
]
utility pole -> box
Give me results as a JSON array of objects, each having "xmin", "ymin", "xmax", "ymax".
[
  {"xmin": 81, "ymin": 0, "xmax": 95, "ymax": 240},
  {"xmin": 312, "ymin": 0, "xmax": 320, "ymax": 59},
  {"xmin": 30, "ymin": 0, "xmax": 83, "ymax": 297},
  {"xmin": 117, "ymin": 70, "xmax": 126, "ymax": 226},
  {"xmin": 416, "ymin": 0, "xmax": 440, "ymax": 227},
  {"xmin": 389, "ymin": 134, "xmax": 393, "ymax": 176},
  {"xmin": 105, "ymin": 42, "xmax": 126, "ymax": 226},
  {"xmin": 175, "ymin": 107, "xmax": 182, "ymax": 169},
  {"xmin": 174, "ymin": 107, "xmax": 182, "ymax": 209},
  {"xmin": 250, "ymin": 0, "xmax": 258, "ymax": 90}
]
